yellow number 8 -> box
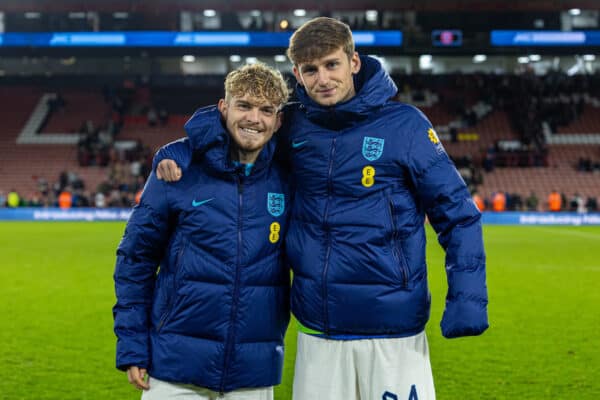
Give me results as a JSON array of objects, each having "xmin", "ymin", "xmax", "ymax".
[
  {"xmin": 361, "ymin": 166, "xmax": 376, "ymax": 188},
  {"xmin": 269, "ymin": 222, "xmax": 281, "ymax": 243}
]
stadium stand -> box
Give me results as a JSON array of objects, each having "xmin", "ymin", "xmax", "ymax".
[
  {"xmin": 2, "ymin": 73, "xmax": 599, "ymax": 210},
  {"xmin": 42, "ymin": 89, "xmax": 111, "ymax": 134}
]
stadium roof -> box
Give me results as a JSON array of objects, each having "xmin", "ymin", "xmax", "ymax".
[{"xmin": 1, "ymin": 0, "xmax": 599, "ymax": 12}]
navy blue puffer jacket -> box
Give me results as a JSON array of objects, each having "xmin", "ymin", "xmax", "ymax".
[
  {"xmin": 113, "ymin": 106, "xmax": 291, "ymax": 392},
  {"xmin": 280, "ymin": 56, "xmax": 488, "ymax": 338}
]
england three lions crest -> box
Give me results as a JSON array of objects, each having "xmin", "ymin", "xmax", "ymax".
[
  {"xmin": 362, "ymin": 136, "xmax": 385, "ymax": 161},
  {"xmin": 267, "ymin": 193, "xmax": 285, "ymax": 217}
]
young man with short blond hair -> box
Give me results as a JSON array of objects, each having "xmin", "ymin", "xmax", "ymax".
[{"xmin": 113, "ymin": 63, "xmax": 291, "ymax": 400}]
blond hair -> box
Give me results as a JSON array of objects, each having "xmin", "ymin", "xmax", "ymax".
[
  {"xmin": 287, "ymin": 17, "xmax": 355, "ymax": 65},
  {"xmin": 225, "ymin": 63, "xmax": 289, "ymax": 108}
]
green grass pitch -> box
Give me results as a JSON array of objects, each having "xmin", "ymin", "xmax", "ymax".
[{"xmin": 1, "ymin": 222, "xmax": 599, "ymax": 399}]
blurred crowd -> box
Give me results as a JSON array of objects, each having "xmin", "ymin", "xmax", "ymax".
[
  {"xmin": 0, "ymin": 138, "xmax": 153, "ymax": 209},
  {"xmin": 472, "ymin": 190, "xmax": 598, "ymax": 213},
  {"xmin": 397, "ymin": 70, "xmax": 599, "ymax": 171},
  {"xmin": 2, "ymin": 185, "xmax": 597, "ymax": 213}
]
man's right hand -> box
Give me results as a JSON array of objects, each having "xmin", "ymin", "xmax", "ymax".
[
  {"xmin": 156, "ymin": 159, "xmax": 182, "ymax": 182},
  {"xmin": 127, "ymin": 366, "xmax": 150, "ymax": 390}
]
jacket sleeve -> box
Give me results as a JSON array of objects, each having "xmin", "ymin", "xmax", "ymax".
[
  {"xmin": 406, "ymin": 111, "xmax": 489, "ymax": 339},
  {"xmin": 113, "ymin": 171, "xmax": 172, "ymax": 370},
  {"xmin": 151, "ymin": 137, "xmax": 193, "ymax": 173}
]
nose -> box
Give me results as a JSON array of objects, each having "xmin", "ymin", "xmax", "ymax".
[
  {"xmin": 316, "ymin": 68, "xmax": 329, "ymax": 86},
  {"xmin": 246, "ymin": 107, "xmax": 260, "ymax": 122}
]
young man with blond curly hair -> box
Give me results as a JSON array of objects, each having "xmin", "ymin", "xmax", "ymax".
[{"xmin": 114, "ymin": 63, "xmax": 291, "ymax": 400}]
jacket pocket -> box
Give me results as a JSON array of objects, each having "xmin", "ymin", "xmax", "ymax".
[
  {"xmin": 156, "ymin": 240, "xmax": 187, "ymax": 332},
  {"xmin": 387, "ymin": 199, "xmax": 410, "ymax": 288}
]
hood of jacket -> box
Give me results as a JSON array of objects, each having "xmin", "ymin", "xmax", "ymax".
[
  {"xmin": 183, "ymin": 105, "xmax": 276, "ymax": 176},
  {"xmin": 294, "ymin": 55, "xmax": 398, "ymax": 129}
]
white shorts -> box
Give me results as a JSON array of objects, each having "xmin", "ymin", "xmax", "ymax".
[
  {"xmin": 293, "ymin": 331, "xmax": 435, "ymax": 400},
  {"xmin": 141, "ymin": 377, "xmax": 273, "ymax": 400}
]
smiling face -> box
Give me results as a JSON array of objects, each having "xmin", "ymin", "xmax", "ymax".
[
  {"xmin": 293, "ymin": 47, "xmax": 361, "ymax": 107},
  {"xmin": 218, "ymin": 94, "xmax": 282, "ymax": 164}
]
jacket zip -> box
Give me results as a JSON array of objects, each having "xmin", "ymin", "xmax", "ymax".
[
  {"xmin": 220, "ymin": 177, "xmax": 244, "ymax": 393},
  {"xmin": 388, "ymin": 200, "xmax": 408, "ymax": 288},
  {"xmin": 157, "ymin": 240, "xmax": 186, "ymax": 332},
  {"xmin": 321, "ymin": 136, "xmax": 337, "ymax": 335}
]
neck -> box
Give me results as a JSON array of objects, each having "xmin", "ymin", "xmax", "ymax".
[
  {"xmin": 345, "ymin": 87, "xmax": 357, "ymax": 103},
  {"xmin": 230, "ymin": 147, "xmax": 259, "ymax": 165}
]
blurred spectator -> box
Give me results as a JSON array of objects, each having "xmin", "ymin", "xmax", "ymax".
[
  {"xmin": 108, "ymin": 188, "xmax": 124, "ymax": 207},
  {"xmin": 98, "ymin": 126, "xmax": 114, "ymax": 148},
  {"xmin": 0, "ymin": 191, "xmax": 6, "ymax": 207},
  {"xmin": 77, "ymin": 119, "xmax": 111, "ymax": 167},
  {"xmin": 37, "ymin": 178, "xmax": 49, "ymax": 196},
  {"xmin": 525, "ymin": 192, "xmax": 539, "ymax": 211},
  {"xmin": 483, "ymin": 146, "xmax": 495, "ymax": 172},
  {"xmin": 577, "ymin": 157, "xmax": 600, "ymax": 173},
  {"xmin": 135, "ymin": 189, "xmax": 143, "ymax": 205},
  {"xmin": 159, "ymin": 107, "xmax": 169, "ymax": 125},
  {"xmin": 94, "ymin": 192, "xmax": 106, "ymax": 208},
  {"xmin": 73, "ymin": 190, "xmax": 91, "ymax": 207},
  {"xmin": 548, "ymin": 190, "xmax": 562, "ymax": 212},
  {"xmin": 586, "ymin": 196, "xmax": 598, "ymax": 212},
  {"xmin": 147, "ymin": 107, "xmax": 158, "ymax": 127},
  {"xmin": 448, "ymin": 126, "xmax": 458, "ymax": 143},
  {"xmin": 508, "ymin": 192, "xmax": 523, "ymax": 211},
  {"xmin": 130, "ymin": 158, "xmax": 142, "ymax": 178},
  {"xmin": 124, "ymin": 191, "xmax": 136, "ymax": 207},
  {"xmin": 577, "ymin": 157, "xmax": 592, "ymax": 172},
  {"xmin": 452, "ymin": 155, "xmax": 482, "ymax": 192},
  {"xmin": 492, "ymin": 191, "xmax": 506, "ymax": 212},
  {"xmin": 472, "ymin": 191, "xmax": 485, "ymax": 211},
  {"xmin": 28, "ymin": 192, "xmax": 43, "ymax": 207},
  {"xmin": 41, "ymin": 192, "xmax": 57, "ymax": 207},
  {"xmin": 7, "ymin": 190, "xmax": 20, "ymax": 208},
  {"xmin": 570, "ymin": 193, "xmax": 585, "ymax": 213},
  {"xmin": 59, "ymin": 171, "xmax": 69, "ymax": 191},
  {"xmin": 58, "ymin": 187, "xmax": 73, "ymax": 209},
  {"xmin": 47, "ymin": 92, "xmax": 66, "ymax": 113},
  {"xmin": 561, "ymin": 193, "xmax": 568, "ymax": 211}
]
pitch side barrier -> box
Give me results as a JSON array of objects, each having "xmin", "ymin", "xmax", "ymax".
[
  {"xmin": 1, "ymin": 208, "xmax": 600, "ymax": 225},
  {"xmin": 0, "ymin": 208, "xmax": 132, "ymax": 221},
  {"xmin": 481, "ymin": 212, "xmax": 600, "ymax": 225}
]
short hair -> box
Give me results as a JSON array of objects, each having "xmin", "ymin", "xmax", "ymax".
[
  {"xmin": 287, "ymin": 17, "xmax": 355, "ymax": 65},
  {"xmin": 224, "ymin": 63, "xmax": 289, "ymax": 108}
]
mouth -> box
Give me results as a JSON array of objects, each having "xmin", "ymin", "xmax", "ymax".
[
  {"xmin": 317, "ymin": 87, "xmax": 336, "ymax": 97},
  {"xmin": 240, "ymin": 127, "xmax": 262, "ymax": 134}
]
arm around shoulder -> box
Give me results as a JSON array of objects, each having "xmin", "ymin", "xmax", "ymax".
[{"xmin": 152, "ymin": 137, "xmax": 193, "ymax": 180}]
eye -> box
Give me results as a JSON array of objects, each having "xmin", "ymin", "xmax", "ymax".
[
  {"xmin": 261, "ymin": 108, "xmax": 275, "ymax": 116},
  {"xmin": 302, "ymin": 67, "xmax": 317, "ymax": 76},
  {"xmin": 327, "ymin": 61, "xmax": 339, "ymax": 69}
]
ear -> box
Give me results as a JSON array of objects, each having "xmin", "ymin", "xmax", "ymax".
[
  {"xmin": 275, "ymin": 111, "xmax": 283, "ymax": 131},
  {"xmin": 292, "ymin": 66, "xmax": 304, "ymax": 86},
  {"xmin": 218, "ymin": 98, "xmax": 227, "ymax": 115},
  {"xmin": 350, "ymin": 52, "xmax": 361, "ymax": 74}
]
